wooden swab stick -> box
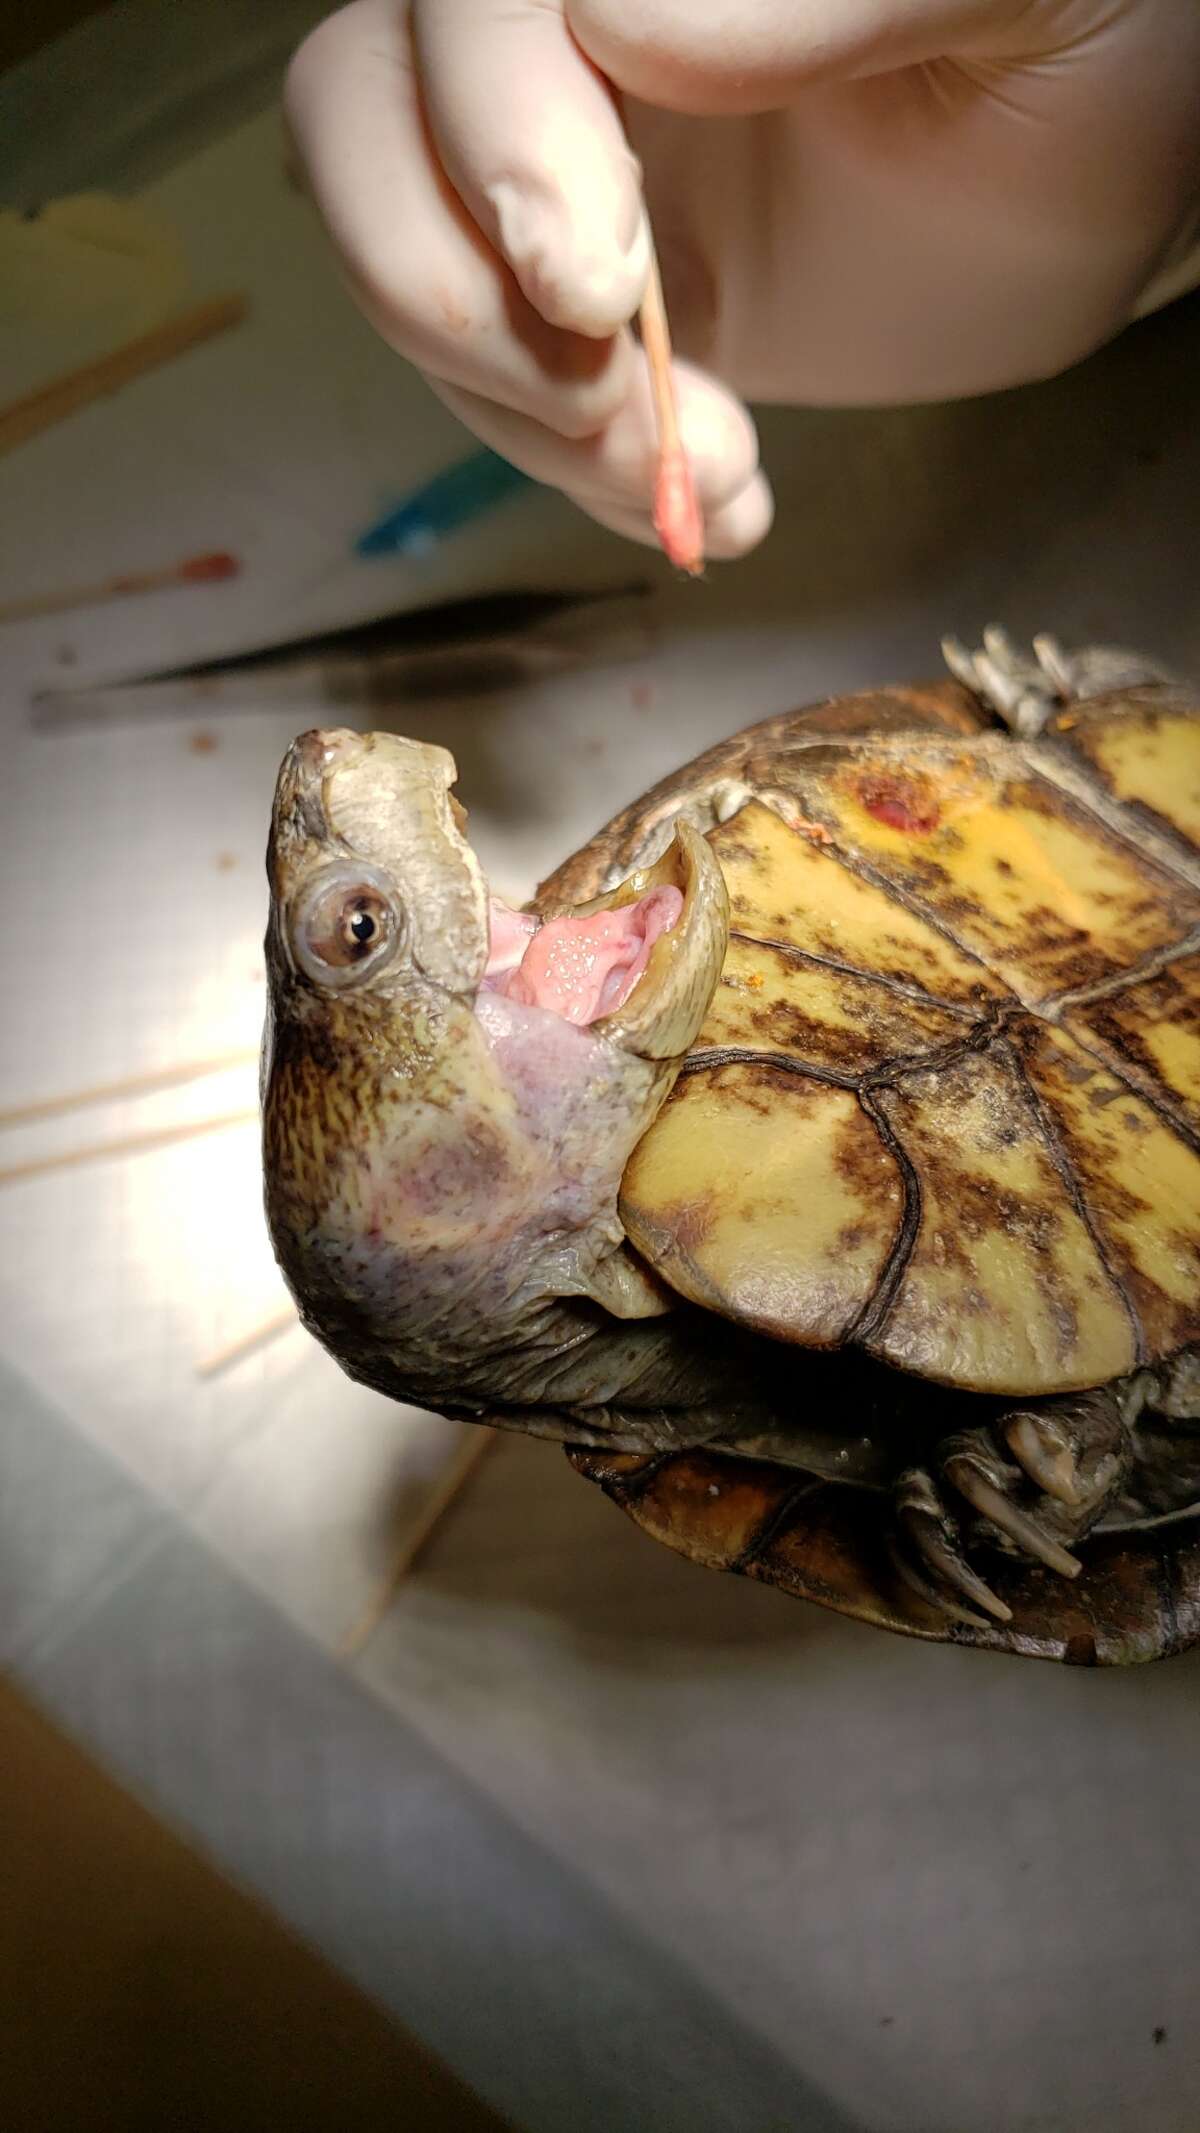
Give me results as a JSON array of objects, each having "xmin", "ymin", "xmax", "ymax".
[
  {"xmin": 0, "ymin": 293, "xmax": 249, "ymax": 457},
  {"xmin": 0, "ymin": 551, "xmax": 240, "ymax": 630},
  {"xmin": 338, "ymin": 1428, "xmax": 500, "ymax": 1660},
  {"xmin": 639, "ymin": 237, "xmax": 704, "ymax": 578},
  {"xmin": 195, "ymin": 1306, "xmax": 299, "ymax": 1380},
  {"xmin": 0, "ymin": 1049, "xmax": 259, "ymax": 1130},
  {"xmin": 0, "ymin": 1109, "xmax": 258, "ymax": 1188}
]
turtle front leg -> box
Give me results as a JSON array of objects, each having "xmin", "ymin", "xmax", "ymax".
[{"xmin": 891, "ymin": 1386, "xmax": 1132, "ymax": 1627}]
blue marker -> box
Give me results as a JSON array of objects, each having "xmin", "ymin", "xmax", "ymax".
[{"xmin": 354, "ymin": 449, "xmax": 533, "ymax": 559}]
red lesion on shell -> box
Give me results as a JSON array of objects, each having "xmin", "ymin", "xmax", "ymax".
[{"xmin": 855, "ymin": 770, "xmax": 941, "ymax": 835}]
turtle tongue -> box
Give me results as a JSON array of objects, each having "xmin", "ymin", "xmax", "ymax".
[{"xmin": 483, "ymin": 889, "xmax": 684, "ymax": 1026}]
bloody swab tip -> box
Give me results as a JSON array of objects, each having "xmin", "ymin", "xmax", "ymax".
[{"xmin": 652, "ymin": 450, "xmax": 705, "ymax": 578}]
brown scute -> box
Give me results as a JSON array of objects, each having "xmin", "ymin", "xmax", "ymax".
[
  {"xmin": 1016, "ymin": 1022, "xmax": 1200, "ymax": 1361},
  {"xmin": 1064, "ymin": 953, "xmax": 1200, "ymax": 1140},
  {"xmin": 566, "ymin": 1445, "xmax": 1200, "ymax": 1665},
  {"xmin": 593, "ymin": 1448, "xmax": 798, "ymax": 1568}
]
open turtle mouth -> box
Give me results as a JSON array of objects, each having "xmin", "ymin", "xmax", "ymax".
[
  {"xmin": 481, "ymin": 887, "xmax": 685, "ymax": 1026},
  {"xmin": 467, "ymin": 813, "xmax": 723, "ymax": 1067}
]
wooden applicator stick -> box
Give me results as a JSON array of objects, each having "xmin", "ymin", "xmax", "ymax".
[{"xmin": 639, "ymin": 239, "xmax": 705, "ymax": 577}]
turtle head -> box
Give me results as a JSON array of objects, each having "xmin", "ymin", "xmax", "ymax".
[
  {"xmin": 265, "ymin": 726, "xmax": 489, "ymax": 1022},
  {"xmin": 262, "ymin": 728, "xmax": 728, "ymax": 1397}
]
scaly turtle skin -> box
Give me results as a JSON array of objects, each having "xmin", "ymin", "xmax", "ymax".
[{"xmin": 262, "ymin": 631, "xmax": 1200, "ymax": 1663}]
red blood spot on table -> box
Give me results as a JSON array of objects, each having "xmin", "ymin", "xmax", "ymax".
[{"xmin": 180, "ymin": 551, "xmax": 240, "ymax": 583}]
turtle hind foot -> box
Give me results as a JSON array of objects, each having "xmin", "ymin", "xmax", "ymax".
[
  {"xmin": 942, "ymin": 627, "xmax": 1063, "ymax": 739},
  {"xmin": 890, "ymin": 1467, "xmax": 1013, "ymax": 1629},
  {"xmin": 942, "ymin": 626, "xmax": 1174, "ymax": 737},
  {"xmin": 890, "ymin": 1388, "xmax": 1131, "ymax": 1627}
]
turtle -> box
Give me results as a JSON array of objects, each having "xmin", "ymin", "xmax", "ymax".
[{"xmin": 262, "ymin": 628, "xmax": 1200, "ymax": 1665}]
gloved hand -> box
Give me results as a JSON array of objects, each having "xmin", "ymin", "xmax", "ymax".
[{"xmin": 285, "ymin": 0, "xmax": 1200, "ymax": 559}]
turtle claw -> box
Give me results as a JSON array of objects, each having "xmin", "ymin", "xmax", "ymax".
[
  {"xmin": 1003, "ymin": 1406, "xmax": 1086, "ymax": 1504},
  {"xmin": 887, "ymin": 1537, "xmax": 998, "ymax": 1633},
  {"xmin": 941, "ymin": 627, "xmax": 1059, "ymax": 738},
  {"xmin": 940, "ymin": 633, "xmax": 977, "ymax": 692},
  {"xmin": 889, "ymin": 1392, "xmax": 1133, "ymax": 1625},
  {"xmin": 929, "ymin": 1393, "xmax": 1131, "ymax": 1589},
  {"xmin": 1001, "ymin": 1391, "xmax": 1129, "ymax": 1523},
  {"xmin": 893, "ymin": 1465, "xmax": 1013, "ymax": 1626},
  {"xmin": 1031, "ymin": 632, "xmax": 1075, "ymax": 697},
  {"xmin": 942, "ymin": 1452, "xmax": 1082, "ymax": 1580}
]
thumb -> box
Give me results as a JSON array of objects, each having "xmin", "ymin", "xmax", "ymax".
[{"xmin": 565, "ymin": 0, "xmax": 1026, "ymax": 115}]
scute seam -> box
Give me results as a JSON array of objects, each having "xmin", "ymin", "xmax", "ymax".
[
  {"xmin": 1028, "ymin": 738, "xmax": 1200, "ymax": 895},
  {"xmin": 731, "ymin": 1476, "xmax": 826, "ymax": 1572},
  {"xmin": 679, "ymin": 1011, "xmax": 1006, "ymax": 1098},
  {"xmin": 678, "ymin": 1045, "xmax": 859, "ymax": 1092},
  {"xmin": 1000, "ymin": 1033, "xmax": 1146, "ymax": 1365},
  {"xmin": 1042, "ymin": 929, "xmax": 1200, "ymax": 1016},
  {"xmin": 789, "ymin": 835, "xmax": 1015, "ymax": 998},
  {"xmin": 594, "ymin": 1448, "xmax": 678, "ymax": 1505},
  {"xmin": 727, "ymin": 927, "xmax": 978, "ymax": 1021},
  {"xmin": 845, "ymin": 1087, "xmax": 924, "ymax": 1344},
  {"xmin": 1062, "ymin": 1029, "xmax": 1200, "ymax": 1161}
]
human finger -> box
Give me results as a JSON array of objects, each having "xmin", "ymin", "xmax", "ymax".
[
  {"xmin": 285, "ymin": 0, "xmax": 633, "ymax": 440},
  {"xmin": 429, "ymin": 353, "xmax": 764, "ymax": 527},
  {"xmin": 413, "ymin": 0, "xmax": 650, "ymax": 339}
]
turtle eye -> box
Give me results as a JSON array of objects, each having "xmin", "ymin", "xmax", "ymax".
[{"xmin": 292, "ymin": 864, "xmax": 405, "ymax": 988}]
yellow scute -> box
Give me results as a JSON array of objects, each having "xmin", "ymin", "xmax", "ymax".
[
  {"xmin": 620, "ymin": 1064, "xmax": 902, "ymax": 1345},
  {"xmin": 1066, "ymin": 710, "xmax": 1200, "ymax": 847},
  {"xmin": 820, "ymin": 750, "xmax": 1198, "ymax": 1001},
  {"xmin": 709, "ymin": 801, "xmax": 1005, "ymax": 1007},
  {"xmin": 701, "ymin": 936, "xmax": 966, "ymax": 1079}
]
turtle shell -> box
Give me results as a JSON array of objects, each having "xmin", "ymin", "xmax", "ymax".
[
  {"xmin": 548, "ymin": 675, "xmax": 1200, "ymax": 1399},
  {"xmin": 546, "ymin": 667, "xmax": 1200, "ymax": 1662},
  {"xmin": 566, "ymin": 1446, "xmax": 1200, "ymax": 1665}
]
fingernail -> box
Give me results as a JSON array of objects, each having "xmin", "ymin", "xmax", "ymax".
[{"xmin": 488, "ymin": 179, "xmax": 649, "ymax": 338}]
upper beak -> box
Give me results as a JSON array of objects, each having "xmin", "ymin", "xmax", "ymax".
[{"xmin": 292, "ymin": 727, "xmax": 361, "ymax": 784}]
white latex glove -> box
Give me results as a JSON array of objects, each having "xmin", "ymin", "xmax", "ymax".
[{"xmin": 285, "ymin": 0, "xmax": 1200, "ymax": 560}]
